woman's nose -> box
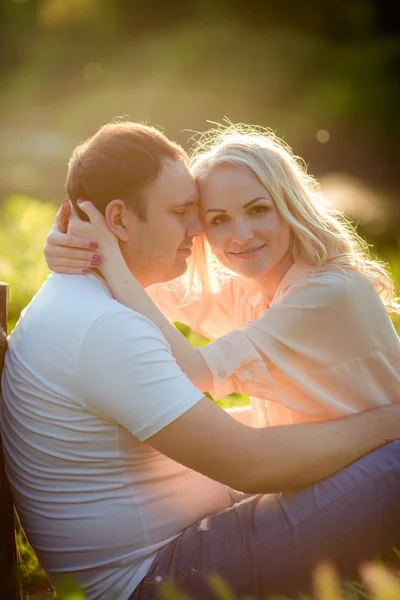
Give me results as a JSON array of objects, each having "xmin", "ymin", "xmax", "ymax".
[{"xmin": 233, "ymin": 218, "xmax": 252, "ymax": 243}]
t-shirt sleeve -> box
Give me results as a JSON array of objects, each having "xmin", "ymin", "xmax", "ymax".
[
  {"xmin": 77, "ymin": 308, "xmax": 205, "ymax": 441},
  {"xmin": 198, "ymin": 271, "xmax": 353, "ymax": 402}
]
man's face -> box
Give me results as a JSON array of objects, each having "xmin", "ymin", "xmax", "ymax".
[{"xmin": 121, "ymin": 160, "xmax": 202, "ymax": 287}]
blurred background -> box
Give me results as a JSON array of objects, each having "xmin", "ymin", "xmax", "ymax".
[{"xmin": 0, "ymin": 0, "xmax": 399, "ymax": 329}]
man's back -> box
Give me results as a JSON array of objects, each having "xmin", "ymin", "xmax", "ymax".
[{"xmin": 0, "ymin": 274, "xmax": 231, "ymax": 600}]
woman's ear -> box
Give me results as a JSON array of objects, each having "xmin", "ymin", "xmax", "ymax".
[{"xmin": 104, "ymin": 199, "xmax": 133, "ymax": 242}]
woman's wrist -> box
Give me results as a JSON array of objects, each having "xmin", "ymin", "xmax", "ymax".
[
  {"xmin": 100, "ymin": 244, "xmax": 130, "ymax": 280},
  {"xmin": 100, "ymin": 245, "xmax": 148, "ymax": 306}
]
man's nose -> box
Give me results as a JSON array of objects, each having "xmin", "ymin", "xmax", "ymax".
[{"xmin": 186, "ymin": 211, "xmax": 204, "ymax": 236}]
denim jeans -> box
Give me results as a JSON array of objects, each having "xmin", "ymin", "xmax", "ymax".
[{"xmin": 130, "ymin": 440, "xmax": 400, "ymax": 600}]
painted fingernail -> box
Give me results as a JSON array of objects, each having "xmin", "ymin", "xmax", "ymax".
[
  {"xmin": 82, "ymin": 268, "xmax": 90, "ymax": 273},
  {"xmin": 91, "ymin": 261, "xmax": 100, "ymax": 267},
  {"xmin": 92, "ymin": 253, "xmax": 101, "ymax": 261},
  {"xmin": 77, "ymin": 198, "xmax": 85, "ymax": 204},
  {"xmin": 89, "ymin": 242, "xmax": 98, "ymax": 248}
]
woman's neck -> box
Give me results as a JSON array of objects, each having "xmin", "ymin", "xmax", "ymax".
[{"xmin": 253, "ymin": 253, "xmax": 294, "ymax": 305}]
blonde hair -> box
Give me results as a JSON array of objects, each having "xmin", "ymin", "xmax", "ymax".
[{"xmin": 183, "ymin": 123, "xmax": 400, "ymax": 314}]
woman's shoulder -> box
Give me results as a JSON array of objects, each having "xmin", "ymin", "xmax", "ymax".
[
  {"xmin": 307, "ymin": 266, "xmax": 376, "ymax": 292},
  {"xmin": 307, "ymin": 265, "xmax": 358, "ymax": 287},
  {"xmin": 280, "ymin": 265, "xmax": 374, "ymax": 307}
]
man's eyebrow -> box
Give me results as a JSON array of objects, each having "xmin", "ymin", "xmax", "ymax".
[
  {"xmin": 171, "ymin": 198, "xmax": 198, "ymax": 209},
  {"xmin": 205, "ymin": 196, "xmax": 269, "ymax": 215}
]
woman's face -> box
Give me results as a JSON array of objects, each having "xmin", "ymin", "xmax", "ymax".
[{"xmin": 198, "ymin": 164, "xmax": 292, "ymax": 279}]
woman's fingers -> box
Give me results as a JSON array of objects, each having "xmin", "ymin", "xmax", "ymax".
[
  {"xmin": 69, "ymin": 208, "xmax": 96, "ymax": 237},
  {"xmin": 52, "ymin": 256, "xmax": 101, "ymax": 269},
  {"xmin": 74, "ymin": 199, "xmax": 118, "ymax": 246},
  {"xmin": 44, "ymin": 201, "xmax": 103, "ymax": 274},
  {"xmin": 76, "ymin": 199, "xmax": 104, "ymax": 222},
  {"xmin": 44, "ymin": 231, "xmax": 100, "ymax": 271},
  {"xmin": 55, "ymin": 201, "xmax": 71, "ymax": 234},
  {"xmin": 46, "ymin": 230, "xmax": 99, "ymax": 250},
  {"xmin": 44, "ymin": 235, "xmax": 102, "ymax": 271},
  {"xmin": 45, "ymin": 253, "xmax": 101, "ymax": 273},
  {"xmin": 50, "ymin": 201, "xmax": 71, "ymax": 235},
  {"xmin": 45, "ymin": 244, "xmax": 101, "ymax": 262}
]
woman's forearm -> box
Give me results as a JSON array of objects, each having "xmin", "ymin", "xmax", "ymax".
[{"xmin": 102, "ymin": 248, "xmax": 213, "ymax": 392}]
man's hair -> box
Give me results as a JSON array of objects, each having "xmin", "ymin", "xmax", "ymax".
[{"xmin": 66, "ymin": 121, "xmax": 189, "ymax": 221}]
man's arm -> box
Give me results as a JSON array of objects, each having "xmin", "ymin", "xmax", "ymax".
[
  {"xmin": 225, "ymin": 405, "xmax": 254, "ymax": 426},
  {"xmin": 79, "ymin": 310, "xmax": 400, "ymax": 495},
  {"xmin": 148, "ymin": 398, "xmax": 400, "ymax": 493}
]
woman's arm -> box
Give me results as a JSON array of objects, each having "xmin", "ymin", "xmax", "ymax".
[{"xmin": 102, "ymin": 244, "xmax": 214, "ymax": 391}]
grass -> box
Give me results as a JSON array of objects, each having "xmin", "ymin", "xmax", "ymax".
[{"xmin": 18, "ymin": 540, "xmax": 400, "ymax": 600}]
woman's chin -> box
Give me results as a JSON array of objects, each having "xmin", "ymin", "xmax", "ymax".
[{"xmin": 227, "ymin": 260, "xmax": 270, "ymax": 279}]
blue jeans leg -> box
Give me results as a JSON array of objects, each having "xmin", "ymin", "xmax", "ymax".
[{"xmin": 131, "ymin": 440, "xmax": 400, "ymax": 600}]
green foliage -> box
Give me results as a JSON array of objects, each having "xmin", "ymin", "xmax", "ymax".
[
  {"xmin": 17, "ymin": 524, "xmax": 47, "ymax": 589},
  {"xmin": 155, "ymin": 559, "xmax": 400, "ymax": 600},
  {"xmin": 55, "ymin": 576, "xmax": 86, "ymax": 600},
  {"xmin": 1, "ymin": 1, "xmax": 400, "ymax": 209},
  {"xmin": 21, "ymin": 558, "xmax": 400, "ymax": 599},
  {"xmin": 0, "ymin": 195, "xmax": 55, "ymax": 331}
]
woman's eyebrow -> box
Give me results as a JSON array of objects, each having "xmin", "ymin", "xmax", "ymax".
[
  {"xmin": 243, "ymin": 196, "xmax": 270, "ymax": 208},
  {"xmin": 205, "ymin": 196, "xmax": 269, "ymax": 215}
]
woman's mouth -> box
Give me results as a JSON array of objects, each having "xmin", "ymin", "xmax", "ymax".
[{"xmin": 228, "ymin": 244, "xmax": 267, "ymax": 260}]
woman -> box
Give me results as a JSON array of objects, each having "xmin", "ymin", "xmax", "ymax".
[{"xmin": 45, "ymin": 124, "xmax": 400, "ymax": 429}]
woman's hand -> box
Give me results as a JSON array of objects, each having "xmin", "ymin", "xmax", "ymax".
[
  {"xmin": 73, "ymin": 199, "xmax": 123, "ymax": 276},
  {"xmin": 44, "ymin": 201, "xmax": 103, "ymax": 275}
]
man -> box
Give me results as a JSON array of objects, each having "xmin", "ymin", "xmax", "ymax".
[{"xmin": 1, "ymin": 121, "xmax": 399, "ymax": 600}]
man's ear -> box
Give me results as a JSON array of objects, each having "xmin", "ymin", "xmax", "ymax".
[{"xmin": 104, "ymin": 199, "xmax": 136, "ymax": 242}]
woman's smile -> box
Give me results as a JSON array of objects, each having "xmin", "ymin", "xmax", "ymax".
[{"xmin": 228, "ymin": 243, "xmax": 267, "ymax": 260}]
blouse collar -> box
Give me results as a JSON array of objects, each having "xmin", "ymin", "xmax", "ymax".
[{"xmin": 269, "ymin": 262, "xmax": 317, "ymax": 306}]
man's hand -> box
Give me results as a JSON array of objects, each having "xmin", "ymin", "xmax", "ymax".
[{"xmin": 44, "ymin": 201, "xmax": 102, "ymax": 274}]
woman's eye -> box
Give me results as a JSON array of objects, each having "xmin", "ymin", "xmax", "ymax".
[
  {"xmin": 249, "ymin": 205, "xmax": 268, "ymax": 215},
  {"xmin": 210, "ymin": 214, "xmax": 229, "ymax": 226}
]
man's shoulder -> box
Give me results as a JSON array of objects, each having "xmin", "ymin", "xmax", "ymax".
[
  {"xmin": 32, "ymin": 272, "xmax": 118, "ymax": 315},
  {"xmin": 8, "ymin": 273, "xmax": 168, "ymax": 377},
  {"xmin": 83, "ymin": 306, "xmax": 169, "ymax": 355},
  {"xmin": 48, "ymin": 273, "xmax": 163, "ymax": 336},
  {"xmin": 13, "ymin": 273, "xmax": 161, "ymax": 348}
]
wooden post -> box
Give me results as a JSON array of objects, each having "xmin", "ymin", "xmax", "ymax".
[{"xmin": 0, "ymin": 282, "xmax": 20, "ymax": 599}]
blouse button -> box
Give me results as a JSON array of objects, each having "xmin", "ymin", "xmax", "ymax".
[{"xmin": 217, "ymin": 369, "xmax": 227, "ymax": 379}]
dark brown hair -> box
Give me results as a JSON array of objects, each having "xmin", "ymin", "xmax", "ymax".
[{"xmin": 66, "ymin": 121, "xmax": 189, "ymax": 221}]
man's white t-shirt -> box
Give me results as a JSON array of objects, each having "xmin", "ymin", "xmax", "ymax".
[{"xmin": 0, "ymin": 274, "xmax": 232, "ymax": 600}]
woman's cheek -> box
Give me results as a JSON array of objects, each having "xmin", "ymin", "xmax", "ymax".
[
  {"xmin": 205, "ymin": 228, "xmax": 218, "ymax": 248},
  {"xmin": 206, "ymin": 232, "xmax": 224, "ymax": 259}
]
